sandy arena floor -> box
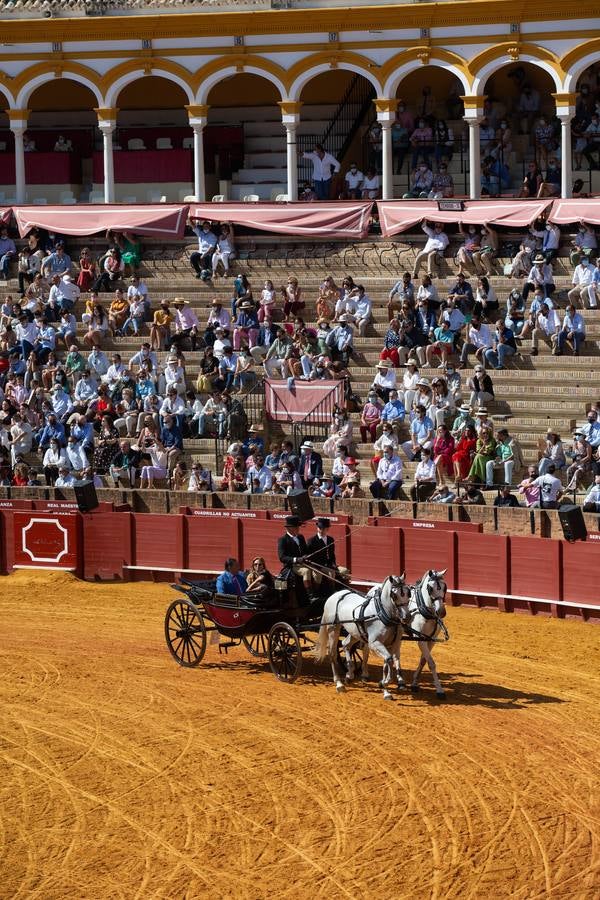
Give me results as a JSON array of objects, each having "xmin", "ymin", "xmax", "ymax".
[{"xmin": 1, "ymin": 571, "xmax": 600, "ymax": 899}]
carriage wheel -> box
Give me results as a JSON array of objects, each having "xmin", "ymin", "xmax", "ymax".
[
  {"xmin": 164, "ymin": 598, "xmax": 207, "ymax": 668},
  {"xmin": 242, "ymin": 633, "xmax": 269, "ymax": 658},
  {"xmin": 268, "ymin": 622, "xmax": 302, "ymax": 682}
]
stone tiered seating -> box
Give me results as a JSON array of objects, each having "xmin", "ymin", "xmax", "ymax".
[{"xmin": 6, "ymin": 231, "xmax": 598, "ymax": 505}]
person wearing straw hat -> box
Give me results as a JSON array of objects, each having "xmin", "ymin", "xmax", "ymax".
[
  {"xmin": 168, "ymin": 298, "xmax": 200, "ymax": 352},
  {"xmin": 371, "ymin": 358, "xmax": 397, "ymax": 403},
  {"xmin": 326, "ymin": 314, "xmax": 354, "ymax": 366},
  {"xmin": 298, "ymin": 440, "xmax": 323, "ymax": 487}
]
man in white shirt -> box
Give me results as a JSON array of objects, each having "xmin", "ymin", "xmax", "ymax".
[
  {"xmin": 568, "ymin": 258, "xmax": 597, "ymax": 308},
  {"xmin": 302, "ymin": 143, "xmax": 340, "ymax": 201},
  {"xmin": 190, "ymin": 220, "xmax": 218, "ymax": 278},
  {"xmin": 369, "ymin": 444, "xmax": 403, "ymax": 499},
  {"xmin": 583, "ymin": 475, "xmax": 600, "ymax": 513},
  {"xmin": 127, "ymin": 275, "xmax": 149, "ymax": 316},
  {"xmin": 531, "ymin": 303, "xmax": 560, "ymax": 355},
  {"xmin": 246, "ymin": 454, "xmax": 273, "ymax": 493},
  {"xmin": 129, "ymin": 342, "xmax": 158, "ymax": 373},
  {"xmin": 526, "ymin": 464, "xmax": 563, "ymax": 509},
  {"xmin": 15, "ymin": 315, "xmax": 39, "ymax": 360},
  {"xmin": 459, "ymin": 316, "xmax": 492, "ymax": 368},
  {"xmin": 163, "ymin": 355, "xmax": 186, "ymax": 395},
  {"xmin": 361, "ymin": 167, "xmax": 381, "ymax": 200},
  {"xmin": 212, "ymin": 327, "xmax": 232, "ymax": 361},
  {"xmin": 56, "ymin": 273, "xmax": 80, "ymax": 312},
  {"xmin": 352, "ymin": 285, "xmax": 372, "ymax": 336},
  {"xmin": 87, "ymin": 347, "xmax": 110, "ymax": 378},
  {"xmin": 412, "ymin": 220, "xmax": 449, "ymax": 279},
  {"xmin": 343, "ymin": 163, "xmax": 364, "ymax": 199},
  {"xmin": 55, "ymin": 465, "xmax": 77, "ymax": 488},
  {"xmin": 557, "ymin": 304, "xmax": 586, "ymax": 356},
  {"xmin": 198, "ymin": 391, "xmax": 228, "ymax": 438},
  {"xmin": 73, "ymin": 369, "xmax": 99, "ymax": 406},
  {"xmin": 207, "ymin": 303, "xmax": 231, "ymax": 340},
  {"xmin": 66, "ymin": 435, "xmax": 89, "ymax": 472}
]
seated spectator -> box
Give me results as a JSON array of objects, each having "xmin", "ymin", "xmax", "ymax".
[
  {"xmin": 402, "ymin": 404, "xmax": 434, "ymax": 461},
  {"xmin": 42, "ymin": 436, "xmax": 68, "ymax": 485},
  {"xmin": 233, "ymin": 347, "xmax": 255, "ymax": 393},
  {"xmin": 246, "ymin": 454, "xmax": 273, "ymax": 494},
  {"xmin": 351, "ymin": 285, "xmax": 372, "ymax": 336},
  {"xmin": 538, "ymin": 431, "xmax": 566, "ymax": 475},
  {"xmin": 493, "ymin": 484, "xmax": 520, "ymax": 507},
  {"xmin": 459, "ymin": 315, "xmax": 492, "ymax": 369},
  {"xmin": 371, "ymin": 359, "xmax": 397, "ymax": 402},
  {"xmin": 473, "ymin": 276, "xmax": 499, "ymax": 321},
  {"xmin": 197, "ymin": 391, "xmax": 227, "ymax": 438},
  {"xmin": 316, "ymin": 276, "xmax": 340, "ymax": 322},
  {"xmin": 467, "ymin": 423, "xmax": 496, "ymax": 483},
  {"xmin": 451, "ymin": 422, "xmax": 477, "ymax": 484},
  {"xmin": 188, "ymin": 462, "xmax": 214, "ymax": 492},
  {"xmin": 139, "ymin": 438, "xmax": 168, "ymax": 488},
  {"xmin": 430, "ymin": 484, "xmax": 457, "ymax": 504},
  {"xmin": 369, "ymin": 443, "xmax": 403, "ymax": 499},
  {"xmin": 530, "ymin": 302, "xmax": 560, "ymax": 356},
  {"xmin": 322, "ymin": 409, "xmax": 353, "ymax": 457},
  {"xmin": 534, "ymin": 116, "xmax": 555, "ymax": 169},
  {"xmin": 557, "ymin": 304, "xmax": 586, "ymax": 356},
  {"xmin": 41, "ymin": 241, "xmax": 71, "ymax": 280},
  {"xmin": 54, "ymin": 134, "xmax": 73, "ymax": 152},
  {"xmin": 258, "ymin": 279, "xmax": 277, "ymax": 324},
  {"xmin": 505, "ymin": 291, "xmax": 525, "ymax": 337},
  {"xmin": 457, "ymin": 484, "xmax": 485, "ymax": 505},
  {"xmin": 446, "ymin": 275, "xmax": 473, "ymax": 316},
  {"xmin": 410, "ymin": 446, "xmax": 437, "ymax": 501},
  {"xmin": 570, "ymin": 221, "xmax": 597, "ymax": 266},
  {"xmin": 168, "ymin": 298, "xmax": 200, "ymax": 352},
  {"xmin": 298, "ymin": 440, "xmax": 323, "ymax": 488},
  {"xmin": 425, "ymin": 319, "xmax": 455, "ymax": 369},
  {"xmin": 565, "ymin": 432, "xmax": 592, "ymax": 491},
  {"xmin": 485, "ymin": 428, "xmax": 516, "ymax": 486},
  {"xmin": 360, "ymin": 391, "xmax": 382, "ymax": 443},
  {"xmin": 371, "ymin": 421, "xmax": 398, "ymax": 474},
  {"xmin": 263, "ymin": 328, "xmax": 292, "ymax": 378},
  {"xmin": 233, "ymin": 302, "xmax": 259, "ymax": 350},
  {"xmin": 93, "ymin": 247, "xmax": 123, "ymax": 293},
  {"xmin": 472, "ymin": 224, "xmax": 499, "ymax": 277},
  {"xmin": 212, "ymin": 223, "xmax": 235, "ymax": 278},
  {"xmin": 433, "ymin": 424, "xmax": 455, "ymax": 485},
  {"xmin": 77, "ymin": 247, "xmax": 96, "ymax": 292},
  {"xmin": 108, "ymin": 290, "xmax": 129, "ymax": 335},
  {"xmin": 343, "ymin": 163, "xmax": 364, "ymax": 199},
  {"xmin": 325, "ymin": 315, "xmax": 354, "ymax": 367},
  {"xmin": 0, "ymin": 226, "xmax": 17, "ymax": 281},
  {"xmin": 518, "ymin": 84, "xmax": 540, "ymax": 134},
  {"xmin": 481, "ymin": 155, "xmax": 509, "ymax": 196},
  {"xmin": 456, "ymin": 225, "xmax": 481, "ymax": 276},
  {"xmin": 150, "ymin": 300, "xmax": 172, "ymax": 351},
  {"xmin": 361, "ymin": 167, "xmax": 380, "ymax": 200},
  {"xmin": 492, "ymin": 119, "xmax": 512, "ymax": 163},
  {"xmin": 189, "ymin": 219, "xmax": 217, "ymax": 279},
  {"xmin": 537, "ymin": 158, "xmax": 561, "ymax": 198},
  {"xmin": 430, "ymin": 376, "xmax": 455, "ymax": 427},
  {"xmin": 582, "ymin": 112, "xmax": 600, "ymax": 169},
  {"xmin": 582, "ymin": 475, "xmax": 600, "ymax": 513},
  {"xmin": 110, "ymin": 440, "xmax": 140, "ymax": 487},
  {"xmin": 403, "ymin": 163, "xmax": 433, "ymax": 199},
  {"xmin": 484, "ymin": 319, "xmax": 517, "ymax": 370},
  {"xmin": 522, "ymin": 255, "xmax": 555, "ymax": 302},
  {"xmin": 380, "ymin": 389, "xmax": 406, "ymax": 434},
  {"xmin": 569, "ymin": 258, "xmax": 596, "ymax": 309},
  {"xmin": 387, "ymin": 272, "xmax": 414, "ymax": 322},
  {"xmin": 299, "ymin": 182, "xmax": 317, "ymax": 202},
  {"xmin": 122, "ymin": 293, "xmax": 146, "ymax": 337}
]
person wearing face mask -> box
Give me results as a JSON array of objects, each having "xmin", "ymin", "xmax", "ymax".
[
  {"xmin": 534, "ymin": 116, "xmax": 554, "ymax": 170},
  {"xmin": 537, "ymin": 159, "xmax": 561, "ymax": 200},
  {"xmin": 569, "ymin": 258, "xmax": 597, "ymax": 308},
  {"xmin": 189, "ymin": 219, "xmax": 217, "ymax": 278},
  {"xmin": 404, "ymin": 162, "xmax": 433, "ymax": 199},
  {"xmin": 583, "ymin": 113, "xmax": 600, "ymax": 169},
  {"xmin": 343, "ymin": 162, "xmax": 364, "ymax": 200},
  {"xmin": 457, "ymin": 224, "xmax": 481, "ymax": 276},
  {"xmin": 409, "ymin": 119, "xmax": 434, "ymax": 168},
  {"xmin": 570, "ymin": 221, "xmax": 597, "ymax": 266}
]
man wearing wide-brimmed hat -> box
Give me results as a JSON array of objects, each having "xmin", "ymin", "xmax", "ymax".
[
  {"xmin": 298, "ymin": 439, "xmax": 323, "ymax": 487},
  {"xmin": 167, "ymin": 297, "xmax": 200, "ymax": 353},
  {"xmin": 371, "ymin": 358, "xmax": 397, "ymax": 403},
  {"xmin": 325, "ymin": 314, "xmax": 354, "ymax": 366}
]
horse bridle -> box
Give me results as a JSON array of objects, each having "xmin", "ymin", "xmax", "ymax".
[{"xmin": 407, "ymin": 573, "xmax": 450, "ymax": 642}]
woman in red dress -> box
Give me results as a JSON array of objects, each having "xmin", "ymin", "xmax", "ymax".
[
  {"xmin": 452, "ymin": 424, "xmax": 477, "ymax": 485},
  {"xmin": 433, "ymin": 424, "xmax": 455, "ymax": 484},
  {"xmin": 77, "ymin": 247, "xmax": 97, "ymax": 292}
]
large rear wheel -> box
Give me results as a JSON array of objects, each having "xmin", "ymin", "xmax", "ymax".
[
  {"xmin": 164, "ymin": 598, "xmax": 207, "ymax": 668},
  {"xmin": 268, "ymin": 622, "xmax": 302, "ymax": 682}
]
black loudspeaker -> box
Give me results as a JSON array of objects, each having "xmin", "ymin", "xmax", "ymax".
[
  {"xmin": 74, "ymin": 480, "xmax": 99, "ymax": 513},
  {"xmin": 287, "ymin": 489, "xmax": 314, "ymax": 523},
  {"xmin": 558, "ymin": 504, "xmax": 587, "ymax": 542}
]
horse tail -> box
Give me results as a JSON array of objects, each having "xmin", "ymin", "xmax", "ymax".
[{"xmin": 312, "ymin": 623, "xmax": 331, "ymax": 662}]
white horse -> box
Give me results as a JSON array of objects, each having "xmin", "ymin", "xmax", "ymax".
[
  {"xmin": 313, "ymin": 574, "xmax": 412, "ymax": 700},
  {"xmin": 402, "ymin": 569, "xmax": 449, "ymax": 699}
]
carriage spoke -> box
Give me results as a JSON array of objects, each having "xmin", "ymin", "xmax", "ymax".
[{"xmin": 164, "ymin": 598, "xmax": 207, "ymax": 668}]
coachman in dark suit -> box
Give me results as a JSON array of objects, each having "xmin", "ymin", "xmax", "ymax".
[
  {"xmin": 277, "ymin": 515, "xmax": 312, "ymax": 597},
  {"xmin": 305, "ymin": 517, "xmax": 350, "ymax": 592}
]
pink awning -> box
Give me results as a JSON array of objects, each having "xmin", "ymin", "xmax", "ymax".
[
  {"xmin": 189, "ymin": 201, "xmax": 372, "ymax": 238},
  {"xmin": 548, "ymin": 200, "xmax": 600, "ymax": 225},
  {"xmin": 265, "ymin": 379, "xmax": 344, "ymax": 422},
  {"xmin": 377, "ymin": 200, "xmax": 552, "ymax": 237},
  {"xmin": 0, "ymin": 208, "xmax": 11, "ymax": 225},
  {"xmin": 12, "ymin": 204, "xmax": 189, "ymax": 239}
]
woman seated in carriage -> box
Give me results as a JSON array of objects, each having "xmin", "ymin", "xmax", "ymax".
[{"xmin": 246, "ymin": 556, "xmax": 275, "ymax": 600}]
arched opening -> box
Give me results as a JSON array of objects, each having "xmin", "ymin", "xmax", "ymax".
[
  {"xmin": 105, "ymin": 76, "xmax": 191, "ymax": 203},
  {"xmin": 393, "ymin": 67, "xmax": 466, "ymax": 196},
  {"xmin": 26, "ymin": 79, "xmax": 98, "ymax": 202},
  {"xmin": 482, "ymin": 63, "xmax": 557, "ymax": 191},
  {"xmin": 298, "ymin": 70, "xmax": 376, "ymax": 200},
  {"xmin": 0, "ymin": 91, "xmax": 12, "ymax": 200},
  {"xmin": 573, "ymin": 63, "xmax": 600, "ymax": 179},
  {"xmin": 206, "ymin": 73, "xmax": 282, "ymax": 201}
]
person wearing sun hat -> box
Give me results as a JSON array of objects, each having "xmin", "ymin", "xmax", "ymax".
[
  {"xmin": 167, "ymin": 297, "xmax": 200, "ymax": 353},
  {"xmin": 371, "ymin": 358, "xmax": 397, "ymax": 402}
]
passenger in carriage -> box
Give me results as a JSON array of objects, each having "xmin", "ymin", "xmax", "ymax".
[
  {"xmin": 246, "ymin": 557, "xmax": 275, "ymax": 600},
  {"xmin": 216, "ymin": 558, "xmax": 248, "ymax": 596}
]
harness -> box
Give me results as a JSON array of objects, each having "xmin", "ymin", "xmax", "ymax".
[{"xmin": 404, "ymin": 579, "xmax": 450, "ymax": 642}]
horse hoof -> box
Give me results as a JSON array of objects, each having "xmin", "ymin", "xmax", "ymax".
[
  {"xmin": 410, "ymin": 684, "xmax": 420, "ymax": 693},
  {"xmin": 361, "ymin": 674, "xmax": 370, "ymax": 683},
  {"xmin": 436, "ymin": 691, "xmax": 447, "ymax": 700},
  {"xmin": 336, "ymin": 684, "xmax": 346, "ymax": 693},
  {"xmin": 383, "ymin": 692, "xmax": 393, "ymax": 701},
  {"xmin": 397, "ymin": 683, "xmax": 406, "ymax": 691},
  {"xmin": 379, "ymin": 680, "xmax": 385, "ymax": 689},
  {"xmin": 345, "ymin": 675, "xmax": 354, "ymax": 684}
]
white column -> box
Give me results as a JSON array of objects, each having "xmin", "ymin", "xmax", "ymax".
[
  {"xmin": 374, "ymin": 99, "xmax": 398, "ymax": 201},
  {"xmin": 186, "ymin": 106, "xmax": 209, "ymax": 202},
  {"xmin": 95, "ymin": 108, "xmax": 118, "ymax": 204},
  {"xmin": 552, "ymin": 95, "xmax": 577, "ymax": 201},
  {"xmin": 7, "ymin": 110, "xmax": 29, "ymax": 203},
  {"xmin": 279, "ymin": 102, "xmax": 302, "ymax": 202},
  {"xmin": 100, "ymin": 123, "xmax": 116, "ymax": 203},
  {"xmin": 465, "ymin": 116, "xmax": 483, "ymax": 200}
]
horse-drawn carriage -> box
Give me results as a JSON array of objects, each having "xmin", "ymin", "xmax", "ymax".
[
  {"xmin": 164, "ymin": 569, "xmax": 449, "ymax": 699},
  {"xmin": 164, "ymin": 574, "xmax": 362, "ymax": 683}
]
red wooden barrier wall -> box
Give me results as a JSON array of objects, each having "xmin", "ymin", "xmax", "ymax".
[{"xmin": 2, "ymin": 504, "xmax": 600, "ymax": 621}]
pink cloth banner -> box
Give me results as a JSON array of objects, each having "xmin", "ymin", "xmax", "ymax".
[
  {"xmin": 265, "ymin": 379, "xmax": 344, "ymax": 422},
  {"xmin": 0, "ymin": 208, "xmax": 11, "ymax": 225},
  {"xmin": 189, "ymin": 201, "xmax": 372, "ymax": 238},
  {"xmin": 549, "ymin": 200, "xmax": 600, "ymax": 225},
  {"xmin": 12, "ymin": 204, "xmax": 189, "ymax": 239},
  {"xmin": 377, "ymin": 200, "xmax": 552, "ymax": 237}
]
